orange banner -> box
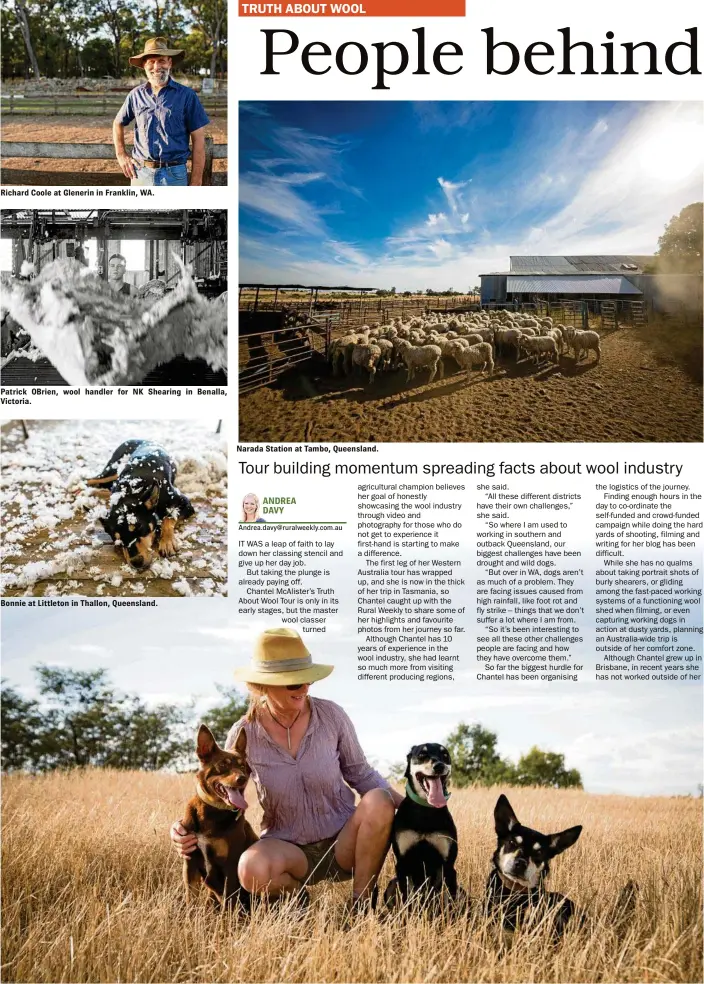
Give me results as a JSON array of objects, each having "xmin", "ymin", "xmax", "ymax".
[{"xmin": 240, "ymin": 0, "xmax": 464, "ymax": 14}]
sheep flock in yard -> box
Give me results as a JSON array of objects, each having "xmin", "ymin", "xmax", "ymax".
[{"xmin": 328, "ymin": 309, "xmax": 600, "ymax": 386}]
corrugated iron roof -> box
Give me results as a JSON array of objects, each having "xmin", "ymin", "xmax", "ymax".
[
  {"xmin": 506, "ymin": 275, "xmax": 642, "ymax": 295},
  {"xmin": 509, "ymin": 255, "xmax": 654, "ymax": 275}
]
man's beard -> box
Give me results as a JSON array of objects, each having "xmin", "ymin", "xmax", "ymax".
[{"xmin": 148, "ymin": 68, "xmax": 170, "ymax": 85}]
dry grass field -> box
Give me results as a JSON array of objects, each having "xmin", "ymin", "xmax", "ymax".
[
  {"xmin": 2, "ymin": 770, "xmax": 701, "ymax": 983},
  {"xmin": 238, "ymin": 323, "xmax": 703, "ymax": 444}
]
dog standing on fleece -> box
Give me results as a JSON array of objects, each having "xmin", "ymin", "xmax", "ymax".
[
  {"xmin": 86, "ymin": 439, "xmax": 195, "ymax": 569},
  {"xmin": 385, "ymin": 743, "xmax": 458, "ymax": 909},
  {"xmin": 181, "ymin": 725, "xmax": 258, "ymax": 910},
  {"xmin": 487, "ymin": 793, "xmax": 582, "ymax": 937}
]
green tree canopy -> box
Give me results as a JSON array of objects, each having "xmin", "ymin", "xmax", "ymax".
[
  {"xmin": 655, "ymin": 202, "xmax": 703, "ymax": 275},
  {"xmin": 199, "ymin": 685, "xmax": 248, "ymax": 747},
  {"xmin": 1, "ymin": 0, "xmax": 226, "ymax": 79},
  {"xmin": 2, "ymin": 666, "xmax": 192, "ymax": 772},
  {"xmin": 445, "ymin": 723, "xmax": 517, "ymax": 787},
  {"xmin": 444, "ymin": 722, "xmax": 581, "ymax": 789},
  {"xmin": 513, "ymin": 747, "xmax": 583, "ymax": 789}
]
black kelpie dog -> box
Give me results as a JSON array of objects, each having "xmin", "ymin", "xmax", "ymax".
[
  {"xmin": 487, "ymin": 794, "xmax": 582, "ymax": 937},
  {"xmin": 385, "ymin": 743, "xmax": 458, "ymax": 910},
  {"xmin": 86, "ymin": 439, "xmax": 194, "ymax": 569}
]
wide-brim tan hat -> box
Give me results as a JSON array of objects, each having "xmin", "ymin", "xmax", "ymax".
[
  {"xmin": 233, "ymin": 628, "xmax": 334, "ymax": 686},
  {"xmin": 129, "ymin": 37, "xmax": 185, "ymax": 67}
]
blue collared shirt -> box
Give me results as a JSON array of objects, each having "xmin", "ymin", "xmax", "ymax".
[{"xmin": 116, "ymin": 78, "xmax": 210, "ymax": 165}]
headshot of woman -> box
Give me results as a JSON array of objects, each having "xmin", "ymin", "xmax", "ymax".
[
  {"xmin": 171, "ymin": 627, "xmax": 402, "ymax": 915},
  {"xmin": 241, "ymin": 492, "xmax": 266, "ymax": 522}
]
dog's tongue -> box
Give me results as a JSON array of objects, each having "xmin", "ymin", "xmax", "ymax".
[
  {"xmin": 226, "ymin": 787, "xmax": 247, "ymax": 811},
  {"xmin": 426, "ymin": 776, "xmax": 447, "ymax": 808}
]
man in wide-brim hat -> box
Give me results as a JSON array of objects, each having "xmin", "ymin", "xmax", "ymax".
[
  {"xmin": 170, "ymin": 627, "xmax": 404, "ymax": 917},
  {"xmin": 112, "ymin": 37, "xmax": 211, "ymax": 188}
]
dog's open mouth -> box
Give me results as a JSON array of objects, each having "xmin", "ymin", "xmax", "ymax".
[
  {"xmin": 415, "ymin": 771, "xmax": 448, "ymax": 808},
  {"xmin": 213, "ymin": 781, "xmax": 247, "ymax": 811}
]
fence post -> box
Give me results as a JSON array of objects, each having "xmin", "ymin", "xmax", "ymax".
[
  {"xmin": 102, "ymin": 95, "xmax": 106, "ymax": 115},
  {"xmin": 54, "ymin": 96, "xmax": 58, "ymax": 116},
  {"xmin": 10, "ymin": 92, "xmax": 14, "ymax": 114},
  {"xmin": 203, "ymin": 135, "xmax": 214, "ymax": 186}
]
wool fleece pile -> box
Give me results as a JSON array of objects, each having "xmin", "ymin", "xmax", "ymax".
[
  {"xmin": 2, "ymin": 258, "xmax": 227, "ymax": 386},
  {"xmin": 1, "ymin": 420, "xmax": 228, "ymax": 598}
]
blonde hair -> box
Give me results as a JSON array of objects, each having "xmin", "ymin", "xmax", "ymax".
[
  {"xmin": 241, "ymin": 493, "xmax": 261, "ymax": 523},
  {"xmin": 244, "ymin": 682, "xmax": 268, "ymax": 722}
]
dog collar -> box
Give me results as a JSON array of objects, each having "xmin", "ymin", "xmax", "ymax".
[
  {"xmin": 405, "ymin": 780, "xmax": 450, "ymax": 807},
  {"xmin": 196, "ymin": 782, "xmax": 242, "ymax": 814}
]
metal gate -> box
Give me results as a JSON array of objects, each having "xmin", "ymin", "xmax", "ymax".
[
  {"xmin": 239, "ymin": 316, "xmax": 332, "ymax": 395},
  {"xmin": 600, "ymin": 301, "xmax": 617, "ymax": 331}
]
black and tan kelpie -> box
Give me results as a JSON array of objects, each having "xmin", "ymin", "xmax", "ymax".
[
  {"xmin": 487, "ymin": 793, "xmax": 583, "ymax": 937},
  {"xmin": 86, "ymin": 439, "xmax": 195, "ymax": 569},
  {"xmin": 385, "ymin": 743, "xmax": 459, "ymax": 911},
  {"xmin": 181, "ymin": 725, "xmax": 258, "ymax": 911}
]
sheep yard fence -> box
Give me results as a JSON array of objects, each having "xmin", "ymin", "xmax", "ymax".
[
  {"xmin": 0, "ymin": 136, "xmax": 227, "ymax": 185},
  {"xmin": 239, "ymin": 312, "xmax": 333, "ymax": 395},
  {"xmin": 238, "ymin": 291, "xmax": 478, "ymax": 326},
  {"xmin": 237, "ymin": 295, "xmax": 655, "ymax": 395},
  {"xmin": 2, "ymin": 91, "xmax": 227, "ymax": 117}
]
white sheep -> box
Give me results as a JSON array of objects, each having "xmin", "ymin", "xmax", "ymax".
[
  {"xmin": 455, "ymin": 342, "xmax": 495, "ymax": 379},
  {"xmin": 473, "ymin": 327, "xmax": 495, "ymax": 343},
  {"xmin": 351, "ymin": 342, "xmax": 382, "ymax": 383},
  {"xmin": 519, "ymin": 335, "xmax": 559, "ymax": 365},
  {"xmin": 495, "ymin": 326, "xmax": 522, "ymax": 358},
  {"xmin": 329, "ymin": 334, "xmax": 357, "ymax": 376},
  {"xmin": 568, "ymin": 328, "xmax": 601, "ymax": 362},
  {"xmin": 396, "ymin": 339, "xmax": 444, "ymax": 384},
  {"xmin": 375, "ymin": 337, "xmax": 394, "ymax": 370}
]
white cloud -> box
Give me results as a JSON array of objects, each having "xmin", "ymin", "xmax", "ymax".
[
  {"xmin": 239, "ymin": 173, "xmax": 328, "ymax": 234},
  {"xmin": 241, "ymin": 102, "xmax": 703, "ymax": 291}
]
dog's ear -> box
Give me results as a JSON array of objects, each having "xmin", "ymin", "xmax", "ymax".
[
  {"xmin": 494, "ymin": 794, "xmax": 519, "ymax": 837},
  {"xmin": 404, "ymin": 746, "xmax": 416, "ymax": 781},
  {"xmin": 143, "ymin": 483, "xmax": 160, "ymax": 511},
  {"xmin": 233, "ymin": 726, "xmax": 247, "ymax": 757},
  {"xmin": 547, "ymin": 825, "xmax": 582, "ymax": 856},
  {"xmin": 196, "ymin": 724, "xmax": 217, "ymax": 760}
]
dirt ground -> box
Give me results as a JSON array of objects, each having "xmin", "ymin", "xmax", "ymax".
[
  {"xmin": 1, "ymin": 115, "xmax": 227, "ymax": 186},
  {"xmin": 1, "ymin": 420, "xmax": 227, "ymax": 598},
  {"xmin": 239, "ymin": 326, "xmax": 704, "ymax": 443}
]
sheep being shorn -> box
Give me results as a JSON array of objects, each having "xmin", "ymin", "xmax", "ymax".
[
  {"xmin": 454, "ymin": 341, "xmax": 495, "ymax": 381},
  {"xmin": 396, "ymin": 339, "xmax": 444, "ymax": 384}
]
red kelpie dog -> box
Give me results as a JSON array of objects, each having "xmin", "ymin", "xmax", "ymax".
[{"xmin": 182, "ymin": 725, "xmax": 258, "ymax": 910}]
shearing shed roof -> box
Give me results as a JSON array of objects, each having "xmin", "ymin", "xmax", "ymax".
[
  {"xmin": 509, "ymin": 255, "xmax": 654, "ymax": 275},
  {"xmin": 506, "ymin": 275, "xmax": 643, "ymax": 295}
]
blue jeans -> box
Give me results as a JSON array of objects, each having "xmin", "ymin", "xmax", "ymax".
[{"xmin": 131, "ymin": 163, "xmax": 188, "ymax": 187}]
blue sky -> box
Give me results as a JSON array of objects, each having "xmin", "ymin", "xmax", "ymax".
[{"xmin": 239, "ymin": 101, "xmax": 703, "ymax": 291}]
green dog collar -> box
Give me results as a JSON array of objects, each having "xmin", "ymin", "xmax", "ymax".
[{"xmin": 405, "ymin": 780, "xmax": 451, "ymax": 807}]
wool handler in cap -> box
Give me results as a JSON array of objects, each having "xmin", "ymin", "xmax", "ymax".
[
  {"xmin": 171, "ymin": 628, "xmax": 403, "ymax": 915},
  {"xmin": 113, "ymin": 38, "xmax": 210, "ymax": 187}
]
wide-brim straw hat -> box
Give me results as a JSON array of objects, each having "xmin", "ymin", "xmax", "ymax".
[
  {"xmin": 129, "ymin": 37, "xmax": 185, "ymax": 67},
  {"xmin": 233, "ymin": 628, "xmax": 334, "ymax": 686}
]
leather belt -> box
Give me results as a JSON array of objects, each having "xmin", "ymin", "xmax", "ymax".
[{"xmin": 136, "ymin": 160, "xmax": 187, "ymax": 169}]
